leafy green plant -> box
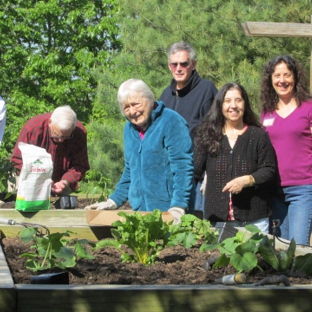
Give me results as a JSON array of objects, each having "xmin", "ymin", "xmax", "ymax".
[
  {"xmin": 94, "ymin": 211, "xmax": 218, "ymax": 265},
  {"xmin": 293, "ymin": 253, "xmax": 312, "ymax": 275},
  {"xmin": 80, "ymin": 170, "xmax": 113, "ymax": 204},
  {"xmin": 258, "ymin": 236, "xmax": 296, "ymax": 271},
  {"xmin": 19, "ymin": 227, "xmax": 95, "ymax": 271},
  {"xmin": 200, "ymin": 224, "xmax": 265, "ymax": 273},
  {"xmin": 168, "ymin": 214, "xmax": 219, "ymax": 248},
  {"xmin": 257, "ymin": 236, "xmax": 312, "ymax": 276},
  {"xmin": 0, "ymin": 157, "xmax": 17, "ymax": 194},
  {"xmin": 94, "ymin": 210, "xmax": 171, "ymax": 265}
]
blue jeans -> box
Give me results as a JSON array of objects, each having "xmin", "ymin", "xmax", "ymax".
[
  {"xmin": 269, "ymin": 185, "xmax": 312, "ymax": 246},
  {"xmin": 194, "ymin": 181, "xmax": 205, "ymax": 218}
]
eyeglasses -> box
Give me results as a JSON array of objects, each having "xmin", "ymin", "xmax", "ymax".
[
  {"xmin": 50, "ymin": 127, "xmax": 74, "ymax": 140},
  {"xmin": 169, "ymin": 61, "xmax": 191, "ymax": 69},
  {"xmin": 51, "ymin": 133, "xmax": 74, "ymax": 140}
]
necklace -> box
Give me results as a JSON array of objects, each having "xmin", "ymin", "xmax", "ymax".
[
  {"xmin": 223, "ymin": 125, "xmax": 248, "ymax": 147},
  {"xmin": 223, "ymin": 125, "xmax": 248, "ymax": 137},
  {"xmin": 227, "ymin": 136, "xmax": 239, "ymax": 140}
]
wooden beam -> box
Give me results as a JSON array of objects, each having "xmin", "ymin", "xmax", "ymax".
[{"xmin": 242, "ymin": 21, "xmax": 312, "ymax": 38}]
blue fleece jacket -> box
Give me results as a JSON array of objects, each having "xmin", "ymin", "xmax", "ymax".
[{"xmin": 110, "ymin": 101, "xmax": 194, "ymax": 212}]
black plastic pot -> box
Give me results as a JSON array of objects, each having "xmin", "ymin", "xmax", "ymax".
[
  {"xmin": 30, "ymin": 272, "xmax": 69, "ymax": 284},
  {"xmin": 54, "ymin": 196, "xmax": 78, "ymax": 209}
]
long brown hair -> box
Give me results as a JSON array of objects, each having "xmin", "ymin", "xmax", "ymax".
[{"xmin": 193, "ymin": 83, "xmax": 260, "ymax": 155}]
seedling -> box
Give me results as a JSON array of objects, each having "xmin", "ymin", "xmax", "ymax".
[
  {"xmin": 200, "ymin": 224, "xmax": 265, "ymax": 273},
  {"xmin": 168, "ymin": 214, "xmax": 218, "ymax": 248},
  {"xmin": 259, "ymin": 236, "xmax": 296, "ymax": 271},
  {"xmin": 94, "ymin": 209, "xmax": 171, "ymax": 265},
  {"xmin": 19, "ymin": 227, "xmax": 95, "ymax": 271},
  {"xmin": 94, "ymin": 210, "xmax": 218, "ymax": 265}
]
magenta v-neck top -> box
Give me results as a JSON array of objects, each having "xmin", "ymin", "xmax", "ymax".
[{"xmin": 261, "ymin": 101, "xmax": 312, "ymax": 187}]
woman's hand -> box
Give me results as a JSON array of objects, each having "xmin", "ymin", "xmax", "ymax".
[{"xmin": 222, "ymin": 175, "xmax": 252, "ymax": 194}]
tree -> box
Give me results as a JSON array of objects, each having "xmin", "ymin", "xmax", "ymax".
[
  {"xmin": 89, "ymin": 0, "xmax": 312, "ymax": 190},
  {"xmin": 0, "ymin": 0, "xmax": 121, "ymax": 157},
  {"xmin": 97, "ymin": 0, "xmax": 312, "ymax": 114}
]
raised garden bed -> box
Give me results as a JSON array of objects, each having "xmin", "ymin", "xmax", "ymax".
[{"xmin": 1, "ymin": 207, "xmax": 312, "ymax": 312}]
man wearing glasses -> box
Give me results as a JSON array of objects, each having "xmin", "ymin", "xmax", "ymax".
[
  {"xmin": 10, "ymin": 105, "xmax": 90, "ymax": 195},
  {"xmin": 160, "ymin": 41, "xmax": 218, "ymax": 218},
  {"xmin": 160, "ymin": 41, "xmax": 217, "ymax": 132}
]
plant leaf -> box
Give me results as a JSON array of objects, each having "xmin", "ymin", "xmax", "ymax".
[
  {"xmin": 20, "ymin": 252, "xmax": 37, "ymax": 259},
  {"xmin": 212, "ymin": 253, "xmax": 230, "ymax": 268},
  {"xmin": 258, "ymin": 236, "xmax": 279, "ymax": 270},
  {"xmin": 236, "ymin": 240, "xmax": 258, "ymax": 254},
  {"xmin": 245, "ymin": 224, "xmax": 261, "ymax": 233},
  {"xmin": 19, "ymin": 227, "xmax": 38, "ymax": 242},
  {"xmin": 74, "ymin": 242, "xmax": 95, "ymax": 260},
  {"xmin": 230, "ymin": 252, "xmax": 258, "ymax": 272},
  {"xmin": 293, "ymin": 253, "xmax": 312, "ymax": 274},
  {"xmin": 199, "ymin": 243, "xmax": 221, "ymax": 253},
  {"xmin": 94, "ymin": 239, "xmax": 121, "ymax": 250},
  {"xmin": 55, "ymin": 246, "xmax": 76, "ymax": 268}
]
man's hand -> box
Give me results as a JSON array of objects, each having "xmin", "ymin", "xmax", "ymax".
[
  {"xmin": 51, "ymin": 180, "xmax": 69, "ymax": 195},
  {"xmin": 85, "ymin": 199, "xmax": 117, "ymax": 210},
  {"xmin": 168, "ymin": 207, "xmax": 185, "ymax": 224}
]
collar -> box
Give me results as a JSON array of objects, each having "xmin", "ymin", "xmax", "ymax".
[{"xmin": 169, "ymin": 70, "xmax": 201, "ymax": 97}]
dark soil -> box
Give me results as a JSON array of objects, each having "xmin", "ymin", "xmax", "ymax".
[
  {"xmin": 1, "ymin": 197, "xmax": 312, "ymax": 286},
  {"xmin": 2, "ymin": 236, "xmax": 312, "ymax": 286}
]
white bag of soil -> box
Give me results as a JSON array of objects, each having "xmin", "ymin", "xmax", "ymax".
[{"xmin": 15, "ymin": 142, "xmax": 53, "ymax": 212}]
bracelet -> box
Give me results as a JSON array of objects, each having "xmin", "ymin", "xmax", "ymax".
[{"xmin": 249, "ymin": 175, "xmax": 255, "ymax": 187}]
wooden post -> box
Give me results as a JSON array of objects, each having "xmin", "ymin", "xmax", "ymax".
[{"xmin": 242, "ymin": 19, "xmax": 312, "ymax": 92}]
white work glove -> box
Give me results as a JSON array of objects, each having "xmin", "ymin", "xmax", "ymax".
[
  {"xmin": 85, "ymin": 199, "xmax": 117, "ymax": 210},
  {"xmin": 200, "ymin": 173, "xmax": 207, "ymax": 196},
  {"xmin": 168, "ymin": 207, "xmax": 185, "ymax": 224}
]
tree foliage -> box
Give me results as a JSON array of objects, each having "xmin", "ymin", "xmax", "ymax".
[
  {"xmin": 2, "ymin": 0, "xmax": 312, "ymax": 192},
  {"xmin": 89, "ymin": 0, "xmax": 312, "ymax": 190},
  {"xmin": 0, "ymin": 0, "xmax": 121, "ymax": 157},
  {"xmin": 85, "ymin": 120, "xmax": 125, "ymax": 189},
  {"xmin": 98, "ymin": 0, "xmax": 312, "ymax": 114}
]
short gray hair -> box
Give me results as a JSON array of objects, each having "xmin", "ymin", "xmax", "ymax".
[
  {"xmin": 50, "ymin": 105, "xmax": 77, "ymax": 130},
  {"xmin": 167, "ymin": 41, "xmax": 196, "ymax": 61},
  {"xmin": 117, "ymin": 79, "xmax": 155, "ymax": 116}
]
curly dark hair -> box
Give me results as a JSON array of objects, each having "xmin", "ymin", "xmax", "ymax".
[
  {"xmin": 260, "ymin": 55, "xmax": 312, "ymax": 114},
  {"xmin": 192, "ymin": 82, "xmax": 261, "ymax": 156}
]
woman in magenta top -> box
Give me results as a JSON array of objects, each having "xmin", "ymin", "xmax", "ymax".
[{"xmin": 261, "ymin": 55, "xmax": 312, "ymax": 246}]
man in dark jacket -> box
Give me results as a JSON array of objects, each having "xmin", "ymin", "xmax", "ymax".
[
  {"xmin": 160, "ymin": 41, "xmax": 217, "ymax": 217},
  {"xmin": 160, "ymin": 41, "xmax": 217, "ymax": 132}
]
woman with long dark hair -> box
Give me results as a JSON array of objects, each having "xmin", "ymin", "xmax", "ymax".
[{"xmin": 193, "ymin": 83, "xmax": 277, "ymax": 232}]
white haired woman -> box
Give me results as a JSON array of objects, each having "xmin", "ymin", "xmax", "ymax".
[{"xmin": 86, "ymin": 79, "xmax": 195, "ymax": 223}]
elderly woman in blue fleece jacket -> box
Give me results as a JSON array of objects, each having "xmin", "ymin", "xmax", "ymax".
[{"xmin": 86, "ymin": 78, "xmax": 195, "ymax": 222}]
